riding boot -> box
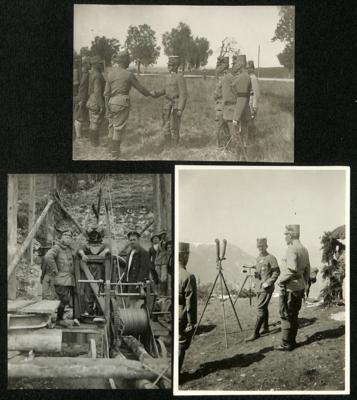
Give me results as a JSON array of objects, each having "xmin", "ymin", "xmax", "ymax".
[
  {"xmin": 261, "ymin": 310, "xmax": 269, "ymax": 333},
  {"xmin": 245, "ymin": 314, "xmax": 264, "ymax": 341},
  {"xmin": 179, "ymin": 349, "xmax": 186, "ymax": 372}
]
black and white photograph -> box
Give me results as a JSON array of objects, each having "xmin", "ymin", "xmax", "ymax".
[
  {"xmin": 73, "ymin": 5, "xmax": 294, "ymax": 162},
  {"xmin": 174, "ymin": 166, "xmax": 349, "ymax": 395},
  {"xmin": 7, "ymin": 174, "xmax": 172, "ymax": 389}
]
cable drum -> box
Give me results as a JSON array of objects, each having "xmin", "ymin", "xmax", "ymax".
[{"xmin": 119, "ymin": 308, "xmax": 149, "ymax": 336}]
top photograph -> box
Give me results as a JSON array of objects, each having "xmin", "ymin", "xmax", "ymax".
[{"xmin": 73, "ymin": 5, "xmax": 294, "ymax": 162}]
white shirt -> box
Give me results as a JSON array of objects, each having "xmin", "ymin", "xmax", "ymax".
[{"xmin": 127, "ymin": 249, "xmax": 136, "ymax": 280}]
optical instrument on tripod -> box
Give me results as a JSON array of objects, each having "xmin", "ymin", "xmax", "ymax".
[{"xmin": 233, "ymin": 265, "xmax": 257, "ymax": 307}]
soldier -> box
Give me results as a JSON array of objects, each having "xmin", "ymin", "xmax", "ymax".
[
  {"xmin": 154, "ymin": 56, "xmax": 188, "ymax": 147},
  {"xmin": 178, "ymin": 242, "xmax": 197, "ymax": 373},
  {"xmin": 86, "ymin": 55, "xmax": 105, "ymax": 147},
  {"xmin": 276, "ymin": 224, "xmax": 311, "ymax": 351},
  {"xmin": 247, "ymin": 60, "xmax": 260, "ymax": 119},
  {"xmin": 245, "ymin": 238, "xmax": 280, "ymax": 342},
  {"xmin": 44, "ymin": 229, "xmax": 75, "ymax": 322},
  {"xmin": 213, "ymin": 56, "xmax": 230, "ymax": 148},
  {"xmin": 104, "ymin": 50, "xmax": 156, "ymax": 158},
  {"xmin": 74, "ymin": 57, "xmax": 90, "ymax": 140}
]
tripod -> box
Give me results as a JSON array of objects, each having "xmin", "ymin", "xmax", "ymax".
[
  {"xmin": 191, "ymin": 239, "xmax": 243, "ymax": 349},
  {"xmin": 233, "ymin": 266, "xmax": 256, "ymax": 307}
]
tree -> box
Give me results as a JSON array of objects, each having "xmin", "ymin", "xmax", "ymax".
[
  {"xmin": 272, "ymin": 6, "xmax": 295, "ymax": 72},
  {"xmin": 218, "ymin": 37, "xmax": 240, "ymax": 58},
  {"xmin": 80, "ymin": 46, "xmax": 91, "ymax": 58},
  {"xmin": 162, "ymin": 22, "xmax": 212, "ymax": 71},
  {"xmin": 90, "ymin": 36, "xmax": 121, "ymax": 66},
  {"xmin": 125, "ymin": 24, "xmax": 160, "ymax": 73}
]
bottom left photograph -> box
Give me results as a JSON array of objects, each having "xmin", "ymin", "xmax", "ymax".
[{"xmin": 7, "ymin": 173, "xmax": 172, "ymax": 389}]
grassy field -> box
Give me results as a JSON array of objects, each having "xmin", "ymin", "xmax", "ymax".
[{"xmin": 73, "ymin": 75, "xmax": 294, "ymax": 162}]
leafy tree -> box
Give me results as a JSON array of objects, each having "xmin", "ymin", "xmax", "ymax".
[
  {"xmin": 125, "ymin": 24, "xmax": 160, "ymax": 73},
  {"xmin": 90, "ymin": 36, "xmax": 121, "ymax": 66},
  {"xmin": 272, "ymin": 6, "xmax": 295, "ymax": 72},
  {"xmin": 218, "ymin": 37, "xmax": 240, "ymax": 58}
]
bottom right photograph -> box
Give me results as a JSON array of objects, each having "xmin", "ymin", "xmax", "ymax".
[{"xmin": 174, "ymin": 166, "xmax": 350, "ymax": 395}]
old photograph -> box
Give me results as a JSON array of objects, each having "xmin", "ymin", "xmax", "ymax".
[
  {"xmin": 174, "ymin": 166, "xmax": 349, "ymax": 395},
  {"xmin": 73, "ymin": 5, "xmax": 294, "ymax": 162},
  {"xmin": 7, "ymin": 174, "xmax": 172, "ymax": 389}
]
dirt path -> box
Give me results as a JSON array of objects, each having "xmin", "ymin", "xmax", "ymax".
[{"xmin": 180, "ymin": 297, "xmax": 345, "ymax": 391}]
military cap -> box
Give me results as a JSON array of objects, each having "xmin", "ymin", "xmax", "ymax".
[
  {"xmin": 284, "ymin": 224, "xmax": 300, "ymax": 237},
  {"xmin": 247, "ymin": 60, "xmax": 255, "ymax": 69},
  {"xmin": 234, "ymin": 54, "xmax": 247, "ymax": 67},
  {"xmin": 127, "ymin": 230, "xmax": 141, "ymax": 239},
  {"xmin": 165, "ymin": 240, "xmax": 173, "ymax": 250},
  {"xmin": 179, "ymin": 242, "xmax": 190, "ymax": 253},
  {"xmin": 168, "ymin": 56, "xmax": 180, "ymax": 66},
  {"xmin": 256, "ymin": 238, "xmax": 268, "ymax": 246},
  {"xmin": 87, "ymin": 228, "xmax": 104, "ymax": 244},
  {"xmin": 157, "ymin": 229, "xmax": 167, "ymax": 237},
  {"xmin": 150, "ymin": 233, "xmax": 160, "ymax": 242},
  {"xmin": 90, "ymin": 55, "xmax": 102, "ymax": 64}
]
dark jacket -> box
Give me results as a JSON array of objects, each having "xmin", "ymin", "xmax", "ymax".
[
  {"xmin": 124, "ymin": 246, "xmax": 151, "ymax": 284},
  {"xmin": 44, "ymin": 241, "xmax": 75, "ymax": 287}
]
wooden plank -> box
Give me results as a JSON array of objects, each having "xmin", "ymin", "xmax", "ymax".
[
  {"xmin": 8, "ymin": 329, "xmax": 63, "ymax": 353},
  {"xmin": 20, "ymin": 300, "xmax": 60, "ymax": 314},
  {"xmin": 8, "ymin": 300, "xmax": 36, "ymax": 313},
  {"xmin": 26, "ymin": 175, "xmax": 36, "ymax": 263},
  {"xmin": 8, "ymin": 175, "xmax": 18, "ymax": 300}
]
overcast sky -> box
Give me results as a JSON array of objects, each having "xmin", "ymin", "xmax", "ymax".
[
  {"xmin": 177, "ymin": 167, "xmax": 348, "ymax": 269},
  {"xmin": 74, "ymin": 5, "xmax": 288, "ymax": 68}
]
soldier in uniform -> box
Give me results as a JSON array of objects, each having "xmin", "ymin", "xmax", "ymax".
[
  {"xmin": 155, "ymin": 56, "xmax": 188, "ymax": 147},
  {"xmin": 276, "ymin": 224, "xmax": 311, "ymax": 351},
  {"xmin": 86, "ymin": 55, "xmax": 105, "ymax": 147},
  {"xmin": 178, "ymin": 242, "xmax": 197, "ymax": 373},
  {"xmin": 245, "ymin": 238, "xmax": 280, "ymax": 342},
  {"xmin": 104, "ymin": 50, "xmax": 156, "ymax": 158},
  {"xmin": 213, "ymin": 56, "xmax": 230, "ymax": 148},
  {"xmin": 74, "ymin": 57, "xmax": 90, "ymax": 140},
  {"xmin": 44, "ymin": 229, "xmax": 75, "ymax": 322},
  {"xmin": 247, "ymin": 60, "xmax": 260, "ymax": 119}
]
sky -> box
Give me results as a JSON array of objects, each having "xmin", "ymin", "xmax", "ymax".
[
  {"xmin": 74, "ymin": 5, "xmax": 288, "ymax": 68},
  {"xmin": 177, "ymin": 167, "xmax": 348, "ymax": 270}
]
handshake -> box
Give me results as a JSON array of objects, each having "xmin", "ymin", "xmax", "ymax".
[{"xmin": 150, "ymin": 90, "xmax": 163, "ymax": 98}]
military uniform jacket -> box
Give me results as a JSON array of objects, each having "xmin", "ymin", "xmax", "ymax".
[
  {"xmin": 179, "ymin": 266, "xmax": 197, "ymax": 327},
  {"xmin": 124, "ymin": 246, "xmax": 151, "ymax": 284},
  {"xmin": 79, "ymin": 72, "xmax": 89, "ymax": 103},
  {"xmin": 249, "ymin": 73, "xmax": 260, "ymax": 111},
  {"xmin": 231, "ymin": 70, "xmax": 252, "ymax": 122},
  {"xmin": 280, "ymin": 239, "xmax": 311, "ymax": 292},
  {"xmin": 213, "ymin": 75, "xmax": 224, "ymax": 112},
  {"xmin": 255, "ymin": 253, "xmax": 280, "ymax": 293},
  {"xmin": 44, "ymin": 242, "xmax": 75, "ymax": 287},
  {"xmin": 87, "ymin": 70, "xmax": 105, "ymax": 111},
  {"xmin": 104, "ymin": 67, "xmax": 151, "ymax": 108},
  {"xmin": 158, "ymin": 72, "xmax": 188, "ymax": 111}
]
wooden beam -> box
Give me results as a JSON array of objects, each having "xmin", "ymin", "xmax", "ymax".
[
  {"xmin": 26, "ymin": 175, "xmax": 36, "ymax": 263},
  {"xmin": 8, "ymin": 175, "xmax": 18, "ymax": 300},
  {"xmin": 8, "ymin": 357, "xmax": 164, "ymax": 381},
  {"xmin": 8, "ymin": 199, "xmax": 54, "ymax": 278}
]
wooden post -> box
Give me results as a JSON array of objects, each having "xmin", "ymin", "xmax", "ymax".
[
  {"xmin": 26, "ymin": 175, "xmax": 36, "ymax": 263},
  {"xmin": 45, "ymin": 175, "xmax": 56, "ymax": 246},
  {"xmin": 257, "ymin": 44, "xmax": 261, "ymax": 79},
  {"xmin": 8, "ymin": 175, "xmax": 18, "ymax": 300}
]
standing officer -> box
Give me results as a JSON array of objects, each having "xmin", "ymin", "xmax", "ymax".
[
  {"xmin": 155, "ymin": 56, "xmax": 188, "ymax": 148},
  {"xmin": 74, "ymin": 57, "xmax": 90, "ymax": 140},
  {"xmin": 247, "ymin": 60, "xmax": 260, "ymax": 119},
  {"xmin": 179, "ymin": 242, "xmax": 197, "ymax": 373},
  {"xmin": 245, "ymin": 238, "xmax": 280, "ymax": 342},
  {"xmin": 44, "ymin": 229, "xmax": 75, "ymax": 322},
  {"xmin": 104, "ymin": 50, "xmax": 156, "ymax": 158},
  {"xmin": 213, "ymin": 56, "xmax": 230, "ymax": 148},
  {"xmin": 231, "ymin": 55, "xmax": 252, "ymax": 160},
  {"xmin": 86, "ymin": 55, "xmax": 105, "ymax": 147},
  {"xmin": 276, "ymin": 225, "xmax": 311, "ymax": 351}
]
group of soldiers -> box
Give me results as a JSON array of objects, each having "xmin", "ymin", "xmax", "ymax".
[
  {"xmin": 73, "ymin": 51, "xmax": 187, "ymax": 158},
  {"xmin": 178, "ymin": 224, "xmax": 312, "ymax": 373},
  {"xmin": 214, "ymin": 55, "xmax": 259, "ymax": 160},
  {"xmin": 73, "ymin": 50, "xmax": 259, "ymax": 160},
  {"xmin": 40, "ymin": 220, "xmax": 172, "ymax": 323}
]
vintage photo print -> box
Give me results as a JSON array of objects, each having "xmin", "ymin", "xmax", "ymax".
[
  {"xmin": 73, "ymin": 5, "xmax": 294, "ymax": 162},
  {"xmin": 7, "ymin": 174, "xmax": 172, "ymax": 389},
  {"xmin": 174, "ymin": 166, "xmax": 349, "ymax": 395}
]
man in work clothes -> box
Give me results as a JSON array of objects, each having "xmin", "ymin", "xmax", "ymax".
[
  {"xmin": 74, "ymin": 57, "xmax": 90, "ymax": 140},
  {"xmin": 245, "ymin": 238, "xmax": 280, "ymax": 342},
  {"xmin": 155, "ymin": 56, "xmax": 188, "ymax": 147},
  {"xmin": 178, "ymin": 242, "xmax": 197, "ymax": 373},
  {"xmin": 104, "ymin": 50, "xmax": 156, "ymax": 158},
  {"xmin": 213, "ymin": 56, "xmax": 230, "ymax": 148},
  {"xmin": 86, "ymin": 55, "xmax": 105, "ymax": 147},
  {"xmin": 44, "ymin": 229, "xmax": 75, "ymax": 322},
  {"xmin": 276, "ymin": 224, "xmax": 311, "ymax": 351}
]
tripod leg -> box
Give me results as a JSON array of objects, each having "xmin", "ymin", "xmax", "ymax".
[
  {"xmin": 221, "ymin": 272, "xmax": 243, "ymax": 331},
  {"xmin": 192, "ymin": 272, "xmax": 219, "ymax": 341},
  {"xmin": 233, "ymin": 275, "xmax": 249, "ymax": 306},
  {"xmin": 219, "ymin": 272, "xmax": 228, "ymax": 349}
]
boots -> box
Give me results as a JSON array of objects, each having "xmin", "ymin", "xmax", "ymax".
[
  {"xmin": 245, "ymin": 314, "xmax": 265, "ymax": 342},
  {"xmin": 57, "ymin": 303, "xmax": 65, "ymax": 321},
  {"xmin": 179, "ymin": 349, "xmax": 186, "ymax": 373},
  {"xmin": 260, "ymin": 311, "xmax": 269, "ymax": 334}
]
